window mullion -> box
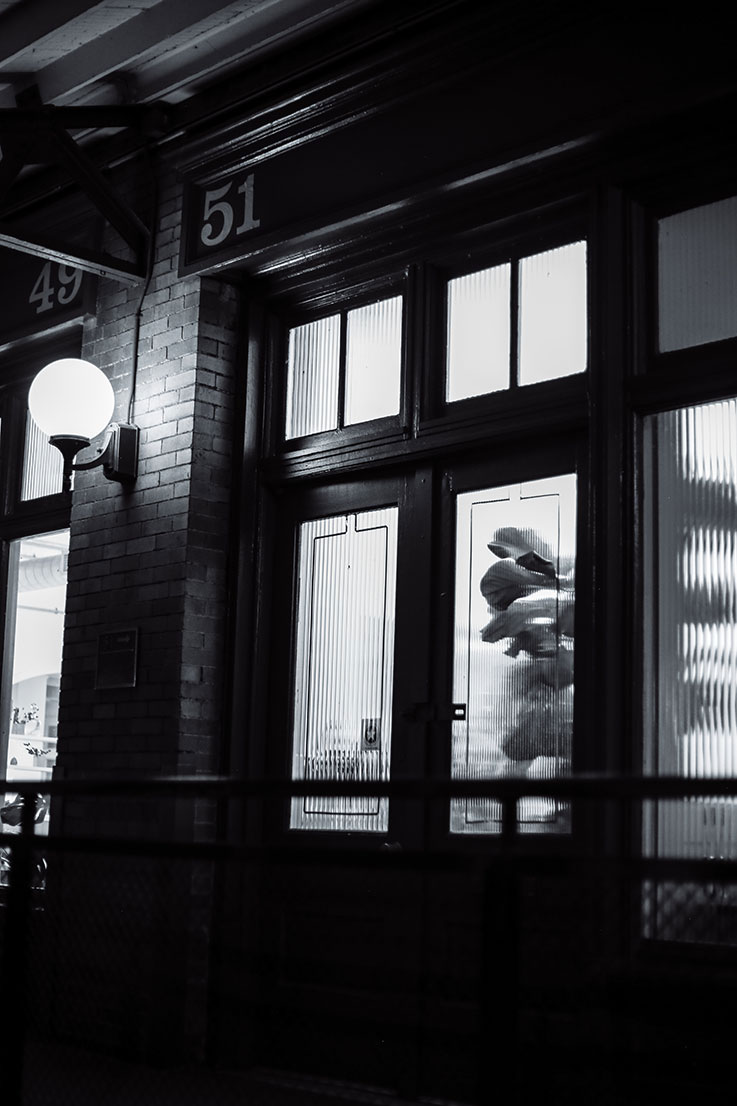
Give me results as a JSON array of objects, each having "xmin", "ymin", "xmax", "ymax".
[
  {"xmin": 510, "ymin": 255, "xmax": 520, "ymax": 390},
  {"xmin": 336, "ymin": 311, "xmax": 348, "ymax": 430}
]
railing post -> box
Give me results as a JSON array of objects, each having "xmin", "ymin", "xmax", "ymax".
[
  {"xmin": 0, "ymin": 790, "xmax": 36, "ymax": 1106},
  {"xmin": 479, "ymin": 795, "xmax": 519, "ymax": 1104}
]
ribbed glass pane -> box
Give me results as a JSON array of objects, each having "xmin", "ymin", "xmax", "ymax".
[
  {"xmin": 658, "ymin": 195, "xmax": 737, "ymax": 352},
  {"xmin": 644, "ymin": 397, "xmax": 737, "ymax": 862},
  {"xmin": 519, "ymin": 241, "xmax": 587, "ymax": 385},
  {"xmin": 290, "ymin": 507, "xmax": 397, "ymax": 832},
  {"xmin": 21, "ymin": 411, "xmax": 64, "ymax": 500},
  {"xmin": 344, "ymin": 296, "xmax": 402, "ymax": 425},
  {"xmin": 446, "ymin": 263, "xmax": 511, "ymax": 402},
  {"xmin": 450, "ymin": 474, "xmax": 576, "ymax": 834},
  {"xmin": 285, "ymin": 314, "xmax": 341, "ymax": 439}
]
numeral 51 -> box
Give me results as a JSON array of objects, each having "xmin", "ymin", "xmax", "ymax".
[{"xmin": 200, "ymin": 174, "xmax": 260, "ymax": 248}]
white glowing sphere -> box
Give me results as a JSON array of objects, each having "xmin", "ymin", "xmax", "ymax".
[{"xmin": 28, "ymin": 359, "xmax": 115, "ymax": 441}]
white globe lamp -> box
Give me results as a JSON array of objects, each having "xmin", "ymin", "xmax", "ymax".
[
  {"xmin": 28, "ymin": 358, "xmax": 138, "ymax": 491},
  {"xmin": 29, "ymin": 358, "xmax": 115, "ymax": 442}
]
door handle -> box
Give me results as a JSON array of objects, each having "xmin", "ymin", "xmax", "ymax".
[{"xmin": 401, "ymin": 703, "xmax": 466, "ymax": 723}]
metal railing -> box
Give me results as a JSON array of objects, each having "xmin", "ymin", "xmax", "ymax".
[{"xmin": 3, "ymin": 774, "xmax": 737, "ymax": 1106}]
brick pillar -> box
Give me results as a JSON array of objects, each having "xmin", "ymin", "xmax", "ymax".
[{"xmin": 49, "ymin": 169, "xmax": 243, "ymax": 1061}]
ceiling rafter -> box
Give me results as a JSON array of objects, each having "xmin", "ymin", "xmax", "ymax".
[
  {"xmin": 0, "ymin": 0, "xmax": 107, "ymax": 64},
  {"xmin": 0, "ymin": 0, "xmax": 253, "ymax": 109},
  {"xmin": 0, "ymin": 0, "xmax": 379, "ymax": 111},
  {"xmin": 0, "ymin": 88, "xmax": 163, "ymax": 283}
]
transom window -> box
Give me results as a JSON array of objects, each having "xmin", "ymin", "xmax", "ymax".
[
  {"xmin": 446, "ymin": 239, "xmax": 587, "ymax": 402},
  {"xmin": 285, "ymin": 294, "xmax": 403, "ymax": 438}
]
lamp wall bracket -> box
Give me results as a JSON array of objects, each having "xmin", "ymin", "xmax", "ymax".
[{"xmin": 51, "ymin": 423, "xmax": 139, "ymax": 492}]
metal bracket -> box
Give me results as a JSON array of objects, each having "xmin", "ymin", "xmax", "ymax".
[
  {"xmin": 74, "ymin": 424, "xmax": 139, "ymax": 485},
  {"xmin": 0, "ymin": 88, "xmax": 167, "ymax": 281},
  {"xmin": 51, "ymin": 424, "xmax": 139, "ymax": 492}
]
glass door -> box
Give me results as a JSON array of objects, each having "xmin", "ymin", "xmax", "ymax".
[
  {"xmin": 449, "ymin": 472, "xmax": 577, "ymax": 835},
  {"xmin": 266, "ymin": 472, "xmax": 428, "ymax": 844},
  {"xmin": 269, "ymin": 450, "xmax": 580, "ymax": 844}
]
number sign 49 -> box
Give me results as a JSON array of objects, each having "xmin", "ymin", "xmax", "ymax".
[
  {"xmin": 199, "ymin": 173, "xmax": 260, "ymax": 248},
  {"xmin": 29, "ymin": 262, "xmax": 84, "ymax": 314}
]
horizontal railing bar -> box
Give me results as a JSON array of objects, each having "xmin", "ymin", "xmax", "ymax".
[
  {"xmin": 5, "ymin": 774, "xmax": 737, "ymax": 800},
  {"xmin": 3, "ymin": 829, "xmax": 737, "ymax": 882}
]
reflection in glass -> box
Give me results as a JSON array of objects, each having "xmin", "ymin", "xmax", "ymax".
[
  {"xmin": 1, "ymin": 530, "xmax": 69, "ymax": 882},
  {"xmin": 21, "ymin": 410, "xmax": 64, "ymax": 500},
  {"xmin": 285, "ymin": 314, "xmax": 341, "ymax": 438},
  {"xmin": 345, "ymin": 296, "xmax": 402, "ymax": 425},
  {"xmin": 290, "ymin": 508, "xmax": 397, "ymax": 832},
  {"xmin": 519, "ymin": 241, "xmax": 587, "ymax": 385},
  {"xmin": 446, "ymin": 263, "xmax": 511, "ymax": 402},
  {"xmin": 644, "ymin": 398, "xmax": 737, "ymax": 863},
  {"xmin": 450, "ymin": 475, "xmax": 576, "ymax": 834}
]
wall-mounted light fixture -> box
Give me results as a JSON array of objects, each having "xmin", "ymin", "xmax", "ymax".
[{"xmin": 28, "ymin": 358, "xmax": 139, "ymax": 493}]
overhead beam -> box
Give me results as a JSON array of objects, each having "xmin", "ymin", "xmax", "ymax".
[
  {"xmin": 13, "ymin": 0, "xmax": 248, "ymax": 107},
  {"xmin": 0, "ymin": 226, "xmax": 145, "ymax": 284},
  {"xmin": 0, "ymin": 0, "xmax": 106, "ymax": 65},
  {"xmin": 111, "ymin": 0, "xmax": 376, "ymax": 106},
  {"xmin": 0, "ymin": 88, "xmax": 151, "ymax": 285}
]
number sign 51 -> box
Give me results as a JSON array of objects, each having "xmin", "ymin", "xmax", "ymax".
[{"xmin": 199, "ymin": 173, "xmax": 260, "ymax": 248}]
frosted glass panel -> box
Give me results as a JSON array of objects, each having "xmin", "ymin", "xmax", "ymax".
[
  {"xmin": 659, "ymin": 195, "xmax": 737, "ymax": 352},
  {"xmin": 290, "ymin": 507, "xmax": 397, "ymax": 832},
  {"xmin": 21, "ymin": 411, "xmax": 64, "ymax": 500},
  {"xmin": 644, "ymin": 397, "xmax": 737, "ymax": 862},
  {"xmin": 519, "ymin": 241, "xmax": 587, "ymax": 385},
  {"xmin": 450, "ymin": 475, "xmax": 576, "ymax": 834},
  {"xmin": 344, "ymin": 296, "xmax": 402, "ymax": 425},
  {"xmin": 446, "ymin": 263, "xmax": 511, "ymax": 401},
  {"xmin": 285, "ymin": 314, "xmax": 341, "ymax": 438}
]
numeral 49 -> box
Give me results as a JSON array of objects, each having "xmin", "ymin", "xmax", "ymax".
[{"xmin": 29, "ymin": 262, "xmax": 84, "ymax": 314}]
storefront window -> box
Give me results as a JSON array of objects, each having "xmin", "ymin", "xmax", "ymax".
[
  {"xmin": 644, "ymin": 397, "xmax": 737, "ymax": 852},
  {"xmin": 658, "ymin": 195, "xmax": 737, "ymax": 353},
  {"xmin": 643, "ymin": 396, "xmax": 737, "ymax": 941},
  {"xmin": 1, "ymin": 529, "xmax": 69, "ymax": 869}
]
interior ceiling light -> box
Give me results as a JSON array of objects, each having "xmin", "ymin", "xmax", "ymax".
[{"xmin": 28, "ymin": 358, "xmax": 139, "ymax": 493}]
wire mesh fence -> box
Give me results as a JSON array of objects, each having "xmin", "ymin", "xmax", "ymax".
[{"xmin": 3, "ymin": 776, "xmax": 737, "ymax": 1106}]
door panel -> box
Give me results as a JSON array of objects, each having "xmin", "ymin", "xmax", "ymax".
[
  {"xmin": 289, "ymin": 506, "xmax": 398, "ymax": 833},
  {"xmin": 450, "ymin": 473, "xmax": 577, "ymax": 835},
  {"xmin": 266, "ymin": 473, "xmax": 426, "ymax": 843}
]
